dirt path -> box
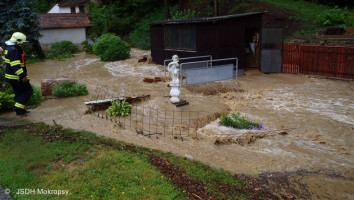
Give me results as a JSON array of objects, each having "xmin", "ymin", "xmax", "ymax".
[{"xmin": 1, "ymin": 49, "xmax": 353, "ymax": 199}]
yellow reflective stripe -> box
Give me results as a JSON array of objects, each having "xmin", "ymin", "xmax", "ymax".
[
  {"xmin": 15, "ymin": 68, "xmax": 24, "ymax": 75},
  {"xmin": 5, "ymin": 74, "xmax": 19, "ymax": 80},
  {"xmin": 10, "ymin": 60, "xmax": 21, "ymax": 66},
  {"xmin": 20, "ymin": 63, "xmax": 24, "ymax": 67},
  {"xmin": 15, "ymin": 102, "xmax": 25, "ymax": 109},
  {"xmin": 5, "ymin": 59, "xmax": 10, "ymax": 63},
  {"xmin": 4, "ymin": 50, "xmax": 8, "ymax": 55}
]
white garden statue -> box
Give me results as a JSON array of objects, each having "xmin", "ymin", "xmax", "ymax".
[
  {"xmin": 167, "ymin": 55, "xmax": 180, "ymax": 83},
  {"xmin": 167, "ymin": 55, "xmax": 181, "ymax": 103}
]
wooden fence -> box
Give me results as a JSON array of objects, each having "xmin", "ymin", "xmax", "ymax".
[{"xmin": 282, "ymin": 43, "xmax": 354, "ymax": 79}]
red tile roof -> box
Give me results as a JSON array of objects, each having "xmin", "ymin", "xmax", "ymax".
[{"xmin": 39, "ymin": 13, "xmax": 92, "ymax": 29}]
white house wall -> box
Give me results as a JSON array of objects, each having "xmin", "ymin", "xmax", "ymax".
[
  {"xmin": 39, "ymin": 28, "xmax": 86, "ymax": 44},
  {"xmin": 48, "ymin": 4, "xmax": 81, "ymax": 13},
  {"xmin": 48, "ymin": 4, "xmax": 60, "ymax": 13}
]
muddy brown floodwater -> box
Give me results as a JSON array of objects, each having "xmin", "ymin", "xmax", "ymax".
[{"xmin": 1, "ymin": 49, "xmax": 353, "ymax": 199}]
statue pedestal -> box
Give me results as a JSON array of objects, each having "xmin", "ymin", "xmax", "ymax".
[{"xmin": 169, "ymin": 82, "xmax": 180, "ymax": 103}]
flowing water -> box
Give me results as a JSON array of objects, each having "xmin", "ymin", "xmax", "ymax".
[{"xmin": 1, "ymin": 49, "xmax": 353, "ymax": 199}]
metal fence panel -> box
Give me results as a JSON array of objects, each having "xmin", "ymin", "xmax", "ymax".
[
  {"xmin": 282, "ymin": 43, "xmax": 354, "ymax": 79},
  {"xmin": 185, "ymin": 64, "xmax": 234, "ymax": 85},
  {"xmin": 164, "ymin": 55, "xmax": 212, "ymax": 75}
]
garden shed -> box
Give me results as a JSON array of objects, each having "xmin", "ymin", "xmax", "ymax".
[{"xmin": 150, "ymin": 12, "xmax": 263, "ymax": 69}]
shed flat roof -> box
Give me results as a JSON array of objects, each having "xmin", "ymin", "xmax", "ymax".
[
  {"xmin": 39, "ymin": 13, "xmax": 92, "ymax": 29},
  {"xmin": 151, "ymin": 12, "xmax": 263, "ymax": 25}
]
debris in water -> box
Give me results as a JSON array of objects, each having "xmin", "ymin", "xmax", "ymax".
[
  {"xmin": 143, "ymin": 77, "xmax": 154, "ymax": 83},
  {"xmin": 85, "ymin": 95, "xmax": 150, "ymax": 111},
  {"xmin": 279, "ymin": 131, "xmax": 288, "ymax": 136},
  {"xmin": 138, "ymin": 55, "xmax": 147, "ymax": 62}
]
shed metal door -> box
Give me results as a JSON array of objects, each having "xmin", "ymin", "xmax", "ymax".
[{"xmin": 260, "ymin": 28, "xmax": 283, "ymax": 73}]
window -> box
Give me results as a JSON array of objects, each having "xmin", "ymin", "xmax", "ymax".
[
  {"xmin": 164, "ymin": 25, "xmax": 196, "ymax": 51},
  {"xmin": 79, "ymin": 5, "xmax": 85, "ymax": 13},
  {"xmin": 70, "ymin": 6, "xmax": 75, "ymax": 13}
]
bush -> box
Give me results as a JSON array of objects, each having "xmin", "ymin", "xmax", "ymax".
[
  {"xmin": 220, "ymin": 112, "xmax": 263, "ymax": 130},
  {"xmin": 52, "ymin": 81, "xmax": 88, "ymax": 98},
  {"xmin": 316, "ymin": 6, "xmax": 350, "ymax": 27},
  {"xmin": 0, "ymin": 67, "xmax": 10, "ymax": 92},
  {"xmin": 6, "ymin": 85, "xmax": 42, "ymax": 109},
  {"xmin": 129, "ymin": 7, "xmax": 165, "ymax": 50},
  {"xmin": 48, "ymin": 41, "xmax": 78, "ymax": 59},
  {"xmin": 171, "ymin": 8, "xmax": 199, "ymax": 20},
  {"xmin": 81, "ymin": 40, "xmax": 94, "ymax": 54},
  {"xmin": 93, "ymin": 33, "xmax": 130, "ymax": 61},
  {"xmin": 107, "ymin": 99, "xmax": 132, "ymax": 117},
  {"xmin": 27, "ymin": 86, "xmax": 42, "ymax": 108},
  {"xmin": 0, "ymin": 92, "xmax": 15, "ymax": 112}
]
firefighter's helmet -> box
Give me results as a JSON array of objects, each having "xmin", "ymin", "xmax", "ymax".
[{"xmin": 10, "ymin": 32, "xmax": 27, "ymax": 45}]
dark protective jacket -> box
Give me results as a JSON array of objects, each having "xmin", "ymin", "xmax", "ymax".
[{"xmin": 4, "ymin": 44, "xmax": 27, "ymax": 83}]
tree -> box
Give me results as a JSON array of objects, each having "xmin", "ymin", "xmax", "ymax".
[
  {"xmin": 32, "ymin": 0, "xmax": 57, "ymax": 13},
  {"xmin": 213, "ymin": 0, "xmax": 218, "ymax": 16},
  {"xmin": 179, "ymin": 0, "xmax": 183, "ymax": 11},
  {"xmin": 0, "ymin": 0, "xmax": 45, "ymax": 58},
  {"xmin": 164, "ymin": 0, "xmax": 170, "ymax": 19}
]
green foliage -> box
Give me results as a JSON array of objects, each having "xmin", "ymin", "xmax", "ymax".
[
  {"xmin": 27, "ymin": 85, "xmax": 42, "ymax": 108},
  {"xmin": 93, "ymin": 33, "xmax": 130, "ymax": 61},
  {"xmin": 6, "ymin": 85, "xmax": 42, "ymax": 108},
  {"xmin": 0, "ymin": 0, "xmax": 41, "ymax": 45},
  {"xmin": 87, "ymin": 4, "xmax": 111, "ymax": 39},
  {"xmin": 316, "ymin": 6, "xmax": 350, "ymax": 27},
  {"xmin": 228, "ymin": 2, "xmax": 253, "ymax": 15},
  {"xmin": 220, "ymin": 112, "xmax": 262, "ymax": 130},
  {"xmin": 32, "ymin": 0, "xmax": 57, "ymax": 13},
  {"xmin": 171, "ymin": 8, "xmax": 199, "ymax": 20},
  {"xmin": 81, "ymin": 40, "xmax": 94, "ymax": 54},
  {"xmin": 259, "ymin": 0, "xmax": 353, "ymax": 35},
  {"xmin": 51, "ymin": 81, "xmax": 88, "ymax": 98},
  {"xmin": 107, "ymin": 99, "xmax": 132, "ymax": 117},
  {"xmin": 0, "ymin": 92, "xmax": 15, "ymax": 112},
  {"xmin": 48, "ymin": 41, "xmax": 78, "ymax": 59},
  {"xmin": 0, "ymin": 67, "xmax": 9, "ymax": 92},
  {"xmin": 87, "ymin": 1, "xmax": 164, "ymax": 38},
  {"xmin": 129, "ymin": 7, "xmax": 166, "ymax": 49}
]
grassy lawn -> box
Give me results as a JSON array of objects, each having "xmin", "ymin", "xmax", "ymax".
[{"xmin": 0, "ymin": 123, "xmax": 250, "ymax": 200}]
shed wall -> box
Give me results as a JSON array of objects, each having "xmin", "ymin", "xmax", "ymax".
[{"xmin": 150, "ymin": 14, "xmax": 262, "ymax": 68}]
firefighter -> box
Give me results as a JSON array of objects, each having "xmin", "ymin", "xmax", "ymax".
[{"xmin": 4, "ymin": 32, "xmax": 33, "ymax": 116}]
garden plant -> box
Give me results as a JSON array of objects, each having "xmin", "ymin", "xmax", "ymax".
[
  {"xmin": 107, "ymin": 99, "xmax": 132, "ymax": 117},
  {"xmin": 220, "ymin": 112, "xmax": 263, "ymax": 130},
  {"xmin": 51, "ymin": 81, "xmax": 88, "ymax": 98}
]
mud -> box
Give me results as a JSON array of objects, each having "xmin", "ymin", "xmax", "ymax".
[{"xmin": 1, "ymin": 49, "xmax": 353, "ymax": 199}]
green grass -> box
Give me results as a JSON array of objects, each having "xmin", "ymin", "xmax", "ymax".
[
  {"xmin": 158, "ymin": 152, "xmax": 248, "ymax": 199},
  {"xmin": 0, "ymin": 123, "xmax": 250, "ymax": 200}
]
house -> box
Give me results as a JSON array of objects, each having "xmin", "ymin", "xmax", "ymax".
[
  {"xmin": 48, "ymin": 0, "xmax": 88, "ymax": 14},
  {"xmin": 38, "ymin": 0, "xmax": 92, "ymax": 48},
  {"xmin": 150, "ymin": 12, "xmax": 263, "ymax": 70}
]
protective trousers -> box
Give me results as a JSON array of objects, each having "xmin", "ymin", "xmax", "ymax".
[{"xmin": 10, "ymin": 80, "xmax": 33, "ymax": 115}]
